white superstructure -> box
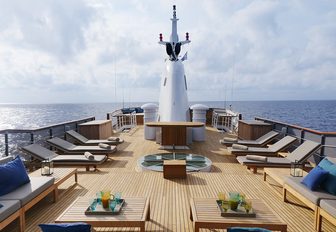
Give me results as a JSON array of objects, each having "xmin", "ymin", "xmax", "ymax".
[{"xmin": 158, "ymin": 5, "xmax": 190, "ymax": 122}]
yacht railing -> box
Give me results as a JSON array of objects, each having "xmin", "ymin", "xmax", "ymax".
[
  {"xmin": 255, "ymin": 117, "xmax": 336, "ymax": 162},
  {"xmin": 0, "ymin": 117, "xmax": 95, "ymax": 158},
  {"xmin": 211, "ymin": 108, "xmax": 241, "ymax": 133},
  {"xmin": 107, "ymin": 110, "xmax": 137, "ymax": 132}
]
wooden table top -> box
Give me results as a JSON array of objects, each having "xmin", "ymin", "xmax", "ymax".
[
  {"xmin": 190, "ymin": 198, "xmax": 286, "ymax": 227},
  {"xmin": 164, "ymin": 160, "xmax": 186, "ymax": 165},
  {"xmin": 79, "ymin": 120, "xmax": 111, "ymax": 126},
  {"xmin": 56, "ymin": 197, "xmax": 149, "ymax": 224},
  {"xmin": 29, "ymin": 167, "xmax": 77, "ymax": 185},
  {"xmin": 146, "ymin": 121, "xmax": 204, "ymax": 127}
]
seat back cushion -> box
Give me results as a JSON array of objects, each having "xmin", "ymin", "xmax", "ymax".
[
  {"xmin": 39, "ymin": 223, "xmax": 91, "ymax": 232},
  {"xmin": 318, "ymin": 157, "xmax": 336, "ymax": 195},
  {"xmin": 0, "ymin": 156, "xmax": 30, "ymax": 196},
  {"xmin": 301, "ymin": 166, "xmax": 328, "ymax": 191}
]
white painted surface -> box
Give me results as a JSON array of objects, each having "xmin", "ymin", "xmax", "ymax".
[
  {"xmin": 191, "ymin": 104, "xmax": 209, "ymax": 141},
  {"xmin": 141, "ymin": 103, "xmax": 159, "ymax": 140}
]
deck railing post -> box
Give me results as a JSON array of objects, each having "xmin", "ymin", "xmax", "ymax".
[
  {"xmin": 30, "ymin": 132, "xmax": 34, "ymax": 144},
  {"xmin": 5, "ymin": 133, "xmax": 9, "ymax": 156},
  {"xmin": 300, "ymin": 130, "xmax": 305, "ymax": 144},
  {"xmin": 320, "ymin": 135, "xmax": 326, "ymax": 158},
  {"xmin": 49, "ymin": 128, "xmax": 53, "ymax": 139}
]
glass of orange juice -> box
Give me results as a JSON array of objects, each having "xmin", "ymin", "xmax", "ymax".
[{"xmin": 101, "ymin": 191, "xmax": 110, "ymax": 208}]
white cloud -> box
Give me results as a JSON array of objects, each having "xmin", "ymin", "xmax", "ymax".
[{"xmin": 0, "ymin": 0, "xmax": 335, "ymax": 103}]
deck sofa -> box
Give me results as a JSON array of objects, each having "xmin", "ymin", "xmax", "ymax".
[
  {"xmin": 283, "ymin": 157, "xmax": 336, "ymax": 231},
  {"xmin": 0, "ymin": 156, "xmax": 55, "ymax": 232}
]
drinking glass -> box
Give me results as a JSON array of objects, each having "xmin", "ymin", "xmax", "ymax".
[
  {"xmin": 217, "ymin": 192, "xmax": 226, "ymax": 202},
  {"xmin": 96, "ymin": 191, "xmax": 102, "ymax": 204},
  {"xmin": 89, "ymin": 199, "xmax": 97, "ymax": 211},
  {"xmin": 244, "ymin": 199, "xmax": 252, "ymax": 213},
  {"xmin": 101, "ymin": 191, "xmax": 111, "ymax": 208},
  {"xmin": 222, "ymin": 200, "xmax": 229, "ymax": 212},
  {"xmin": 110, "ymin": 200, "xmax": 117, "ymax": 212},
  {"xmin": 114, "ymin": 192, "xmax": 122, "ymax": 204}
]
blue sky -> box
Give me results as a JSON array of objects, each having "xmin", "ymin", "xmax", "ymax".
[{"xmin": 0, "ymin": 0, "xmax": 335, "ymax": 103}]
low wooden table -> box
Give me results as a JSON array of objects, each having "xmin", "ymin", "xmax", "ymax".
[
  {"xmin": 163, "ymin": 160, "xmax": 186, "ymax": 179},
  {"xmin": 56, "ymin": 197, "xmax": 150, "ymax": 231},
  {"xmin": 264, "ymin": 168, "xmax": 307, "ymax": 186},
  {"xmin": 30, "ymin": 168, "xmax": 78, "ymax": 202},
  {"xmin": 190, "ymin": 198, "xmax": 287, "ymax": 232}
]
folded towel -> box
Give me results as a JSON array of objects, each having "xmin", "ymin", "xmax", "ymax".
[
  {"xmin": 99, "ymin": 143, "xmax": 111, "ymax": 149},
  {"xmin": 246, "ymin": 155, "xmax": 268, "ymax": 162},
  {"xmin": 223, "ymin": 137, "xmax": 238, "ymax": 142},
  {"xmin": 232, "ymin": 144, "xmax": 248, "ymax": 150},
  {"xmin": 84, "ymin": 152, "xmax": 94, "ymax": 160},
  {"xmin": 108, "ymin": 136, "xmax": 120, "ymax": 142}
]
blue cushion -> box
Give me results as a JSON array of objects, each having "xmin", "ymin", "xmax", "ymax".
[
  {"xmin": 39, "ymin": 223, "xmax": 91, "ymax": 232},
  {"xmin": 227, "ymin": 228, "xmax": 271, "ymax": 232},
  {"xmin": 318, "ymin": 158, "xmax": 334, "ymax": 170},
  {"xmin": 301, "ymin": 166, "xmax": 328, "ymax": 191},
  {"xmin": 0, "ymin": 156, "xmax": 30, "ymax": 196}
]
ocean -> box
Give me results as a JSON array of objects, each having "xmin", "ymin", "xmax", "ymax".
[{"xmin": 0, "ymin": 100, "xmax": 336, "ymax": 132}]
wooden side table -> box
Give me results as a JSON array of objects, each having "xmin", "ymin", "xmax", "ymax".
[
  {"xmin": 163, "ymin": 160, "xmax": 186, "ymax": 179},
  {"xmin": 79, "ymin": 120, "xmax": 112, "ymax": 139},
  {"xmin": 238, "ymin": 120, "xmax": 272, "ymax": 140}
]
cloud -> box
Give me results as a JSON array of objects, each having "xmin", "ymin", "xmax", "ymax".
[{"xmin": 0, "ymin": 0, "xmax": 335, "ymax": 103}]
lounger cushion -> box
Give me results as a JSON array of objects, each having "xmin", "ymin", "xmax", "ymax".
[
  {"xmin": 320, "ymin": 199, "xmax": 336, "ymax": 218},
  {"xmin": 52, "ymin": 155, "xmax": 106, "ymax": 163},
  {"xmin": 285, "ymin": 177, "xmax": 336, "ymax": 204},
  {"xmin": 318, "ymin": 158, "xmax": 336, "ymax": 195},
  {"xmin": 0, "ymin": 200, "xmax": 20, "ymax": 222},
  {"xmin": 0, "ymin": 157, "xmax": 30, "ymax": 196},
  {"xmin": 0, "ymin": 176, "xmax": 54, "ymax": 206},
  {"xmin": 227, "ymin": 227, "xmax": 271, "ymax": 232},
  {"xmin": 301, "ymin": 166, "xmax": 328, "ymax": 191},
  {"xmin": 39, "ymin": 222, "xmax": 91, "ymax": 232}
]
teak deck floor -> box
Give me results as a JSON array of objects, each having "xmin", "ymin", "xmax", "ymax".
[{"xmin": 3, "ymin": 126, "xmax": 336, "ymax": 232}]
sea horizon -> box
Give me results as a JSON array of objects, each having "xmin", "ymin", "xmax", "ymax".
[{"xmin": 0, "ymin": 100, "xmax": 336, "ymax": 132}]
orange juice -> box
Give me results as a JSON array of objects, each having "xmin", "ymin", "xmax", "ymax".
[{"xmin": 101, "ymin": 191, "xmax": 110, "ymax": 208}]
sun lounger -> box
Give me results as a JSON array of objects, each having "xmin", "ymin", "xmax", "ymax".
[
  {"xmin": 236, "ymin": 140, "xmax": 321, "ymax": 173},
  {"xmin": 22, "ymin": 144, "xmax": 107, "ymax": 171},
  {"xmin": 220, "ymin": 131, "xmax": 279, "ymax": 147},
  {"xmin": 47, "ymin": 137, "xmax": 117, "ymax": 155},
  {"xmin": 228, "ymin": 135, "xmax": 297, "ymax": 156},
  {"xmin": 66, "ymin": 130, "xmax": 124, "ymax": 145}
]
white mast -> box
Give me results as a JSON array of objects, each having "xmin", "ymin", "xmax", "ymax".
[{"xmin": 158, "ymin": 5, "xmax": 191, "ymax": 122}]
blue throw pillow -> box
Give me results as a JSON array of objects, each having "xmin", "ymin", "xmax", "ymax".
[
  {"xmin": 39, "ymin": 223, "xmax": 91, "ymax": 232},
  {"xmin": 227, "ymin": 228, "xmax": 271, "ymax": 232},
  {"xmin": 301, "ymin": 166, "xmax": 328, "ymax": 191},
  {"xmin": 318, "ymin": 158, "xmax": 334, "ymax": 170},
  {"xmin": 0, "ymin": 156, "xmax": 30, "ymax": 196}
]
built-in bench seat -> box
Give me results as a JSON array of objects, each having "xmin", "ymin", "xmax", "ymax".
[
  {"xmin": 0, "ymin": 200, "xmax": 22, "ymax": 231},
  {"xmin": 0, "ymin": 156, "xmax": 55, "ymax": 232},
  {"xmin": 317, "ymin": 199, "xmax": 336, "ymax": 231},
  {"xmin": 283, "ymin": 157, "xmax": 336, "ymax": 231}
]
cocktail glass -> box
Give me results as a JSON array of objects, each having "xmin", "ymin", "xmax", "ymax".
[{"xmin": 110, "ymin": 200, "xmax": 117, "ymax": 212}]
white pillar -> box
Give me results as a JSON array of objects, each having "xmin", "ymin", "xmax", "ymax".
[
  {"xmin": 190, "ymin": 104, "xmax": 209, "ymax": 141},
  {"xmin": 141, "ymin": 103, "xmax": 159, "ymax": 140}
]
